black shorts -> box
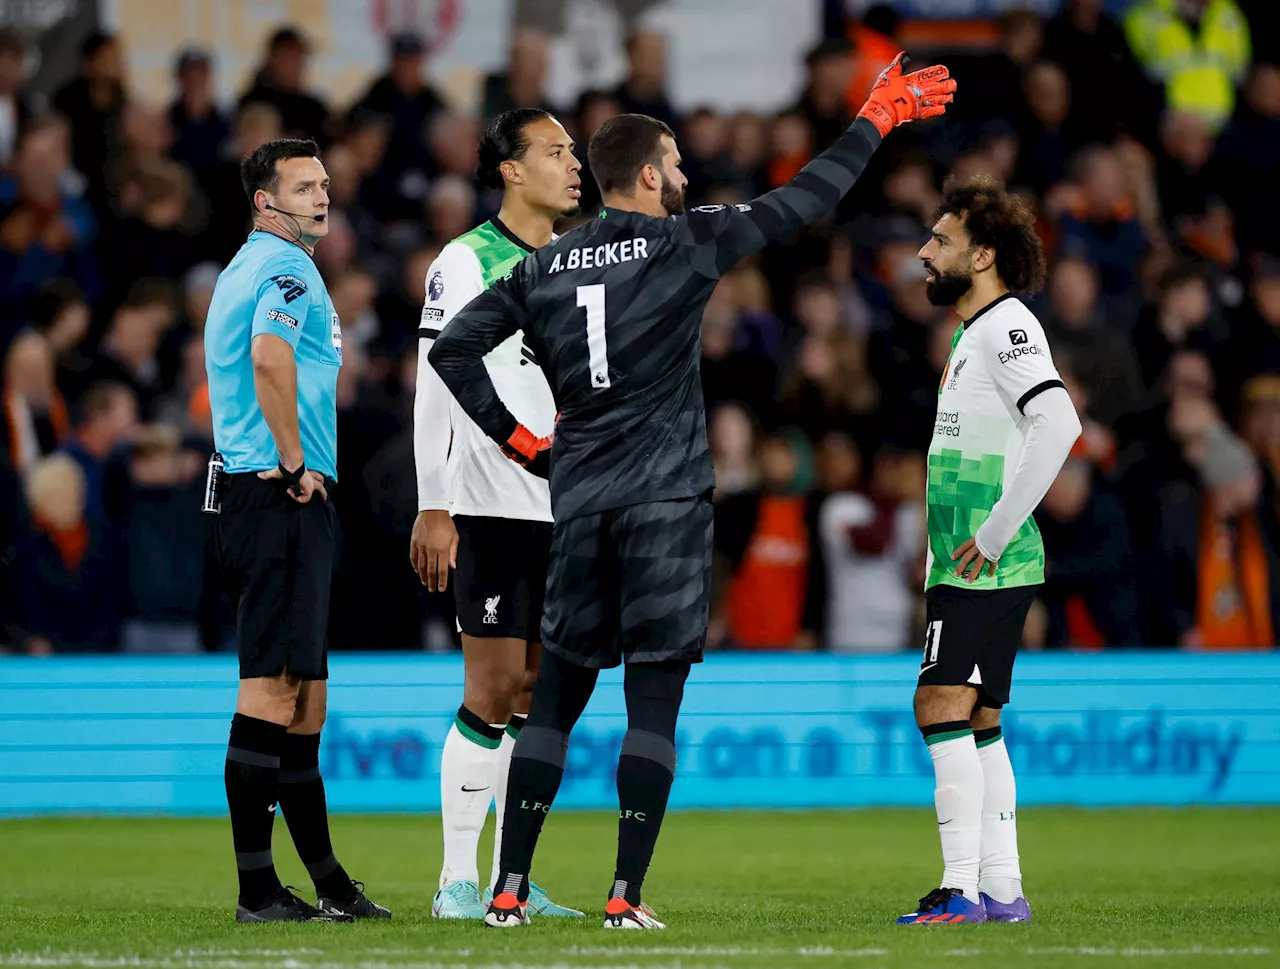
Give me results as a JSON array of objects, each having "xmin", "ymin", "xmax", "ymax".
[
  {"xmin": 542, "ymin": 495, "xmax": 713, "ymax": 669},
  {"xmin": 918, "ymin": 584, "xmax": 1037, "ymax": 708},
  {"xmin": 453, "ymin": 515, "xmax": 551, "ymax": 640},
  {"xmin": 215, "ymin": 474, "xmax": 336, "ymax": 680}
]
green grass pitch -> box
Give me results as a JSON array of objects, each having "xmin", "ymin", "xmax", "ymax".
[{"xmin": 1, "ymin": 809, "xmax": 1277, "ymax": 969}]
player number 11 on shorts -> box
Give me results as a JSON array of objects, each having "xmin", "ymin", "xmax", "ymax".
[{"xmin": 577, "ymin": 284, "xmax": 611, "ymax": 389}]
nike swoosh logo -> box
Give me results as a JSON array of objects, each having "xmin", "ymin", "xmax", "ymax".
[
  {"xmin": 461, "ymin": 786, "xmax": 490, "ymax": 793},
  {"xmin": 938, "ymin": 819, "xmax": 952, "ymax": 825}
]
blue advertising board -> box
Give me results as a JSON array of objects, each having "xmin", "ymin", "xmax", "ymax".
[
  {"xmin": 0, "ymin": 652, "xmax": 1276, "ymax": 816},
  {"xmin": 878, "ymin": 1, "xmax": 1137, "ymax": 17}
]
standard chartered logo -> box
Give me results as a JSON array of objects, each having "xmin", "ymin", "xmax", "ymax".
[
  {"xmin": 934, "ymin": 411, "xmax": 961, "ymax": 437},
  {"xmin": 998, "ymin": 344, "xmax": 1043, "ymax": 365}
]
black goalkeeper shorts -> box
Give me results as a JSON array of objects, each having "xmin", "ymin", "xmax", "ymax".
[{"xmin": 541, "ymin": 495, "xmax": 713, "ymax": 669}]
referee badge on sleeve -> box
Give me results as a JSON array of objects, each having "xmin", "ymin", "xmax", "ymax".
[{"xmin": 331, "ymin": 313, "xmax": 343, "ymax": 358}]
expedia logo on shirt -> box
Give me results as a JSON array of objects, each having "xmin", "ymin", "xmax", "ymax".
[
  {"xmin": 998, "ymin": 344, "xmax": 1042, "ymax": 365},
  {"xmin": 934, "ymin": 411, "xmax": 961, "ymax": 436}
]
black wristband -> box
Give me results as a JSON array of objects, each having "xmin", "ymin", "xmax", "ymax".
[{"xmin": 278, "ymin": 461, "xmax": 306, "ymax": 489}]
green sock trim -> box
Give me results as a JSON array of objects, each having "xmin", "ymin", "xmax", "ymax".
[
  {"xmin": 975, "ymin": 728, "xmax": 1003, "ymax": 749},
  {"xmin": 505, "ymin": 723, "xmax": 521, "ymax": 740},
  {"xmin": 455, "ymin": 715, "xmax": 502, "ymax": 749},
  {"xmin": 924, "ymin": 727, "xmax": 973, "ymax": 746}
]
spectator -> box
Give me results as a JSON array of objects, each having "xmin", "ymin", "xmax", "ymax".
[
  {"xmin": 1240, "ymin": 373, "xmax": 1280, "ymax": 484},
  {"xmin": 17, "ymin": 452, "xmax": 121, "ymax": 653},
  {"xmin": 0, "ymin": 28, "xmax": 34, "ymax": 170},
  {"xmin": 951, "ymin": 8, "xmax": 1044, "ymax": 131},
  {"xmin": 0, "ymin": 115, "xmax": 100, "ymax": 321},
  {"xmin": 202, "ymin": 102, "xmax": 281, "ymax": 263},
  {"xmin": 481, "ymin": 28, "xmax": 553, "ymax": 124},
  {"xmin": 349, "ymin": 32, "xmax": 445, "ymax": 185},
  {"xmin": 1216, "ymin": 63, "xmax": 1280, "ymax": 260},
  {"xmin": 1221, "ymin": 257, "xmax": 1280, "ymax": 409},
  {"xmin": 1156, "ymin": 109, "xmax": 1220, "ymax": 227},
  {"xmin": 79, "ymin": 282, "xmax": 174, "ymax": 419},
  {"xmin": 1131, "ymin": 261, "xmax": 1224, "ymax": 391},
  {"xmin": 1041, "ymin": 255, "xmax": 1144, "ymax": 424},
  {"xmin": 169, "ymin": 48, "xmax": 230, "ymax": 193},
  {"xmin": 843, "ymin": 4, "xmax": 903, "ymax": 106},
  {"xmin": 1043, "ymin": 0, "xmax": 1158, "ymax": 146},
  {"xmin": 424, "ymin": 174, "xmax": 476, "ymax": 245},
  {"xmin": 710, "ymin": 401, "xmax": 760, "ymax": 499},
  {"xmin": 612, "ymin": 30, "xmax": 680, "ymax": 133},
  {"xmin": 714, "ymin": 431, "xmax": 821, "ymax": 651},
  {"xmin": 1012, "ymin": 60, "xmax": 1084, "ymax": 197},
  {"xmin": 238, "ymin": 26, "xmax": 329, "ymax": 144},
  {"xmin": 59, "ymin": 381, "xmax": 137, "ymax": 524},
  {"xmin": 1158, "ymin": 396, "xmax": 1276, "ymax": 647},
  {"xmin": 426, "ymin": 113, "xmax": 481, "ymax": 178},
  {"xmin": 118, "ymin": 424, "xmax": 205, "ymax": 654},
  {"xmin": 1037, "ymin": 367, "xmax": 1144, "ymax": 647},
  {"xmin": 573, "ymin": 91, "xmax": 624, "ymax": 212},
  {"xmin": 817, "ymin": 443, "xmax": 925, "ymax": 653},
  {"xmin": 767, "ymin": 110, "xmax": 814, "ymax": 189},
  {"xmin": 795, "ymin": 37, "xmax": 854, "ymax": 152},
  {"xmin": 52, "ymin": 31, "xmax": 126, "ymax": 208},
  {"xmin": 100, "ymin": 160, "xmax": 200, "ymax": 311},
  {"xmin": 375, "ymin": 243, "xmax": 438, "ymax": 353},
  {"xmin": 330, "ymin": 268, "xmax": 380, "ymax": 354},
  {"xmin": 700, "ymin": 270, "xmax": 781, "ymax": 421},
  {"xmin": 2, "ymin": 331, "xmax": 68, "ymax": 476},
  {"xmin": 724, "ymin": 112, "xmax": 770, "ymax": 199},
  {"xmin": 1125, "ymin": 0, "xmax": 1251, "ymax": 133},
  {"xmin": 1055, "ymin": 145, "xmax": 1150, "ymax": 311},
  {"xmin": 31, "ymin": 278, "xmax": 92, "ymax": 392}
]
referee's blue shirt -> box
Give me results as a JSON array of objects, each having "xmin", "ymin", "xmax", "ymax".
[{"xmin": 205, "ymin": 231, "xmax": 342, "ymax": 479}]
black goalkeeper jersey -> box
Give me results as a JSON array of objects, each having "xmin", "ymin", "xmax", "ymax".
[{"xmin": 430, "ymin": 117, "xmax": 883, "ymax": 523}]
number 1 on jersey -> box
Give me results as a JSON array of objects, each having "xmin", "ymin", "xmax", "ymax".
[{"xmin": 577, "ymin": 284, "xmax": 610, "ymax": 389}]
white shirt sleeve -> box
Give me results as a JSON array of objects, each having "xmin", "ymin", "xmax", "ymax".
[
  {"xmin": 974, "ymin": 307, "xmax": 1082, "ymax": 561},
  {"xmin": 974, "ymin": 388, "xmax": 1081, "ymax": 561},
  {"xmin": 414, "ymin": 243, "xmax": 485, "ymax": 512}
]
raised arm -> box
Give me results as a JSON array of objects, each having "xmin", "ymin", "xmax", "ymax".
[
  {"xmin": 427, "ymin": 277, "xmax": 552, "ymax": 478},
  {"xmin": 674, "ymin": 54, "xmax": 955, "ymax": 278}
]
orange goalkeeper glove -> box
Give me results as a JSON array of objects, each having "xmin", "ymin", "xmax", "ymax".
[
  {"xmin": 857, "ymin": 52, "xmax": 957, "ymax": 139},
  {"xmin": 500, "ymin": 423, "xmax": 552, "ymax": 479}
]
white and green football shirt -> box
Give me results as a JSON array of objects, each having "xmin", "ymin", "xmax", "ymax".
[{"xmin": 927, "ymin": 294, "xmax": 1066, "ymax": 592}]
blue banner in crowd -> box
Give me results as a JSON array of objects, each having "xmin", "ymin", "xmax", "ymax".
[
  {"xmin": 878, "ymin": 0, "xmax": 1135, "ymax": 16},
  {"xmin": 0, "ymin": 652, "xmax": 1276, "ymax": 816}
]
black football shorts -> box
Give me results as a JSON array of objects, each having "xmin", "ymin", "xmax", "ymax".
[
  {"xmin": 541, "ymin": 494, "xmax": 713, "ymax": 669},
  {"xmin": 215, "ymin": 474, "xmax": 336, "ymax": 680},
  {"xmin": 918, "ymin": 584, "xmax": 1037, "ymax": 708},
  {"xmin": 453, "ymin": 515, "xmax": 551, "ymax": 641}
]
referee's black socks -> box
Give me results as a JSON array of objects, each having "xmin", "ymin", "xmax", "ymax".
[
  {"xmin": 277, "ymin": 731, "xmax": 354, "ymax": 902},
  {"xmin": 225, "ymin": 714, "xmax": 286, "ymax": 908}
]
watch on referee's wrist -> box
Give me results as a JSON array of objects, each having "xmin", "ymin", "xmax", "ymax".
[{"xmin": 278, "ymin": 460, "xmax": 306, "ymax": 489}]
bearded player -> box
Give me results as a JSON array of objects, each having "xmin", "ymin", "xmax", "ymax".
[
  {"xmin": 897, "ymin": 175, "xmax": 1081, "ymax": 925},
  {"xmin": 411, "ymin": 108, "xmax": 584, "ymax": 920}
]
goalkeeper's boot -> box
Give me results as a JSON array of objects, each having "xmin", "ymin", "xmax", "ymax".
[
  {"xmin": 603, "ymin": 898, "xmax": 665, "ymax": 930},
  {"xmin": 317, "ymin": 880, "xmax": 392, "ymax": 919},
  {"xmin": 981, "ymin": 893, "xmax": 1032, "ymax": 923},
  {"xmin": 895, "ymin": 887, "xmax": 987, "ymax": 924},
  {"xmin": 432, "ymin": 880, "xmax": 486, "ymax": 919},
  {"xmin": 483, "ymin": 881, "xmax": 584, "ymax": 917},
  {"xmin": 236, "ymin": 885, "xmax": 353, "ymax": 923},
  {"xmin": 484, "ymin": 891, "xmax": 531, "ymax": 928}
]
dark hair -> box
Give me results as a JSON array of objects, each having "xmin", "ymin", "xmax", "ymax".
[
  {"xmin": 76, "ymin": 381, "xmax": 134, "ymax": 427},
  {"xmin": 268, "ymin": 27, "xmax": 308, "ymax": 52},
  {"xmin": 476, "ymin": 108, "xmax": 553, "ymax": 190},
  {"xmin": 81, "ymin": 31, "xmax": 116, "ymax": 59},
  {"xmin": 32, "ymin": 278, "xmax": 86, "ymax": 329},
  {"xmin": 1156, "ymin": 259, "xmax": 1208, "ymax": 300},
  {"xmin": 587, "ymin": 113, "xmax": 674, "ymax": 196},
  {"xmin": 240, "ymin": 137, "xmax": 320, "ymax": 203},
  {"xmin": 121, "ymin": 277, "xmax": 177, "ymax": 313},
  {"xmin": 0, "ymin": 27, "xmax": 25, "ymax": 58},
  {"xmin": 934, "ymin": 174, "xmax": 1047, "ymax": 294}
]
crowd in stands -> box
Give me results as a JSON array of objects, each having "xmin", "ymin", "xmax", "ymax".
[{"xmin": 0, "ymin": 0, "xmax": 1276, "ymax": 655}]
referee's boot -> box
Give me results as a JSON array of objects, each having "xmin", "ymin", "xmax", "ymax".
[
  {"xmin": 317, "ymin": 879, "xmax": 392, "ymax": 919},
  {"xmin": 236, "ymin": 885, "xmax": 353, "ymax": 923}
]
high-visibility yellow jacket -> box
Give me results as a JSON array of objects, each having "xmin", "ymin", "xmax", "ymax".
[{"xmin": 1125, "ymin": 0, "xmax": 1251, "ymax": 130}]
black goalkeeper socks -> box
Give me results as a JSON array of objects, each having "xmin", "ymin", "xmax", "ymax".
[
  {"xmin": 495, "ymin": 733, "xmax": 567, "ymax": 902},
  {"xmin": 613, "ymin": 734, "xmax": 677, "ymax": 906},
  {"xmin": 225, "ymin": 714, "xmax": 287, "ymax": 907},
  {"xmin": 277, "ymin": 731, "xmax": 353, "ymax": 901}
]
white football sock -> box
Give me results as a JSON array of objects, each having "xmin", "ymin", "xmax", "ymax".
[
  {"xmin": 977, "ymin": 731, "xmax": 1023, "ymax": 903},
  {"xmin": 926, "ymin": 725, "xmax": 984, "ymax": 903},
  {"xmin": 439, "ymin": 717, "xmax": 500, "ymax": 889},
  {"xmin": 489, "ymin": 724, "xmax": 517, "ymax": 893}
]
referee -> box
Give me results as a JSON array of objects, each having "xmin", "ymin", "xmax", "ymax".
[{"xmin": 204, "ymin": 138, "xmax": 390, "ymax": 923}]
